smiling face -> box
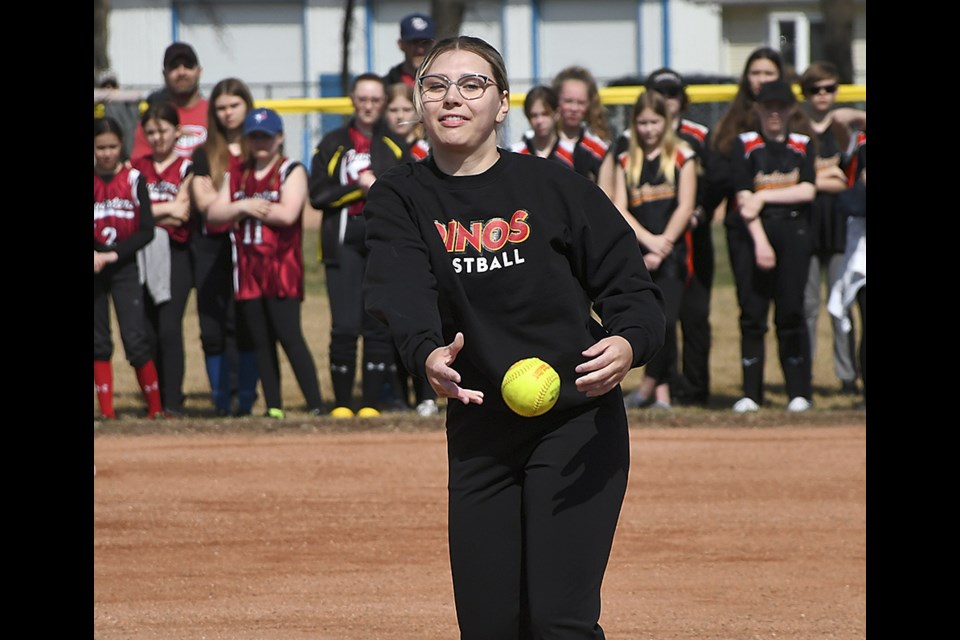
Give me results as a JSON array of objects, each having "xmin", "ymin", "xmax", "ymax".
[{"xmin": 418, "ymin": 49, "xmax": 509, "ymax": 159}]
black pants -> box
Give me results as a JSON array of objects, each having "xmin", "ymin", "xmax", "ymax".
[
  {"xmin": 676, "ymin": 222, "xmax": 714, "ymax": 403},
  {"xmin": 446, "ymin": 396, "xmax": 629, "ymax": 639},
  {"xmin": 645, "ymin": 263, "xmax": 684, "ymax": 385},
  {"xmin": 325, "ymin": 242, "xmax": 394, "ymax": 409},
  {"xmin": 727, "ymin": 214, "xmax": 812, "ymax": 404},
  {"xmin": 145, "ymin": 241, "xmax": 193, "ymax": 411},
  {"xmin": 239, "ymin": 297, "xmax": 323, "ymax": 412},
  {"xmin": 191, "ymin": 233, "xmax": 257, "ymax": 353},
  {"xmin": 94, "ymin": 259, "xmax": 152, "ymax": 368}
]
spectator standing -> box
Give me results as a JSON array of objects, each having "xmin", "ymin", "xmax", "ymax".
[
  {"xmin": 383, "ymin": 82, "xmax": 438, "ymax": 416},
  {"xmin": 730, "ymin": 80, "xmax": 817, "ymax": 413},
  {"xmin": 609, "ymin": 90, "xmax": 698, "ymax": 410},
  {"xmin": 509, "ymin": 85, "xmax": 574, "ymax": 169},
  {"xmin": 131, "ymin": 103, "xmax": 195, "ymax": 416},
  {"xmin": 309, "ymin": 73, "xmax": 410, "ymax": 418},
  {"xmin": 385, "ymin": 82, "xmax": 431, "ymax": 161},
  {"xmin": 206, "ymin": 108, "xmax": 325, "ymax": 420},
  {"xmin": 94, "ymin": 69, "xmax": 141, "ymax": 161},
  {"xmin": 131, "ymin": 43, "xmax": 208, "ymax": 162},
  {"xmin": 551, "ymin": 66, "xmax": 612, "ymax": 183},
  {"xmin": 622, "ymin": 68, "xmax": 719, "ymax": 406},
  {"xmin": 362, "ymin": 36, "xmax": 664, "ymax": 637},
  {"xmin": 190, "ymin": 78, "xmax": 261, "ymax": 416},
  {"xmin": 383, "ymin": 13, "xmax": 437, "ymax": 89},
  {"xmin": 94, "ymin": 117, "xmax": 164, "ymax": 420},
  {"xmin": 799, "ymin": 61, "xmax": 866, "ymax": 397},
  {"xmin": 828, "ymin": 132, "xmax": 866, "ymax": 407}
]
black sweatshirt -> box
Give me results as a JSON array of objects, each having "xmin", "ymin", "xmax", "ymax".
[{"xmin": 363, "ymin": 149, "xmax": 665, "ymax": 417}]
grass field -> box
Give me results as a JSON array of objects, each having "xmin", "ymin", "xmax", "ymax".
[{"xmin": 99, "ymin": 218, "xmax": 864, "ymax": 418}]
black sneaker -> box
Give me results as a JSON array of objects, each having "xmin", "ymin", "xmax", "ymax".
[{"xmin": 839, "ymin": 380, "xmax": 860, "ymax": 396}]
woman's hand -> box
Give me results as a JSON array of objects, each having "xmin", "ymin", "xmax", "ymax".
[
  {"xmin": 575, "ymin": 335, "xmax": 634, "ymax": 397},
  {"xmin": 425, "ymin": 332, "xmax": 484, "ymax": 406}
]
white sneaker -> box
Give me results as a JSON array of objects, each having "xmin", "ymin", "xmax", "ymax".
[
  {"xmin": 786, "ymin": 397, "xmax": 812, "ymax": 412},
  {"xmin": 416, "ymin": 399, "xmax": 439, "ymax": 417},
  {"xmin": 732, "ymin": 397, "xmax": 759, "ymax": 413}
]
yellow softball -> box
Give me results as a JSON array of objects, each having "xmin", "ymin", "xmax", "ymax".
[{"xmin": 501, "ymin": 357, "xmax": 561, "ymax": 417}]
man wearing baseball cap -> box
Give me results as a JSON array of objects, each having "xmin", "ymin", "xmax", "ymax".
[
  {"xmin": 383, "ymin": 13, "xmax": 437, "ymax": 88},
  {"xmin": 131, "ymin": 42, "xmax": 208, "ymax": 161}
]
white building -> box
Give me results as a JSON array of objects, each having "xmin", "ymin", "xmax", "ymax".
[{"xmin": 104, "ymin": 0, "xmax": 866, "ymax": 164}]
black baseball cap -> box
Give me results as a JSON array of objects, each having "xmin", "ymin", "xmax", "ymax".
[
  {"xmin": 645, "ymin": 68, "xmax": 684, "ymax": 92},
  {"xmin": 756, "ymin": 79, "xmax": 796, "ymax": 105},
  {"xmin": 163, "ymin": 42, "xmax": 199, "ymax": 70}
]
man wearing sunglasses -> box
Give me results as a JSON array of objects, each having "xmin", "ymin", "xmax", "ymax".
[
  {"xmin": 131, "ymin": 42, "xmax": 208, "ymax": 162},
  {"xmin": 383, "ymin": 13, "xmax": 437, "ymax": 89}
]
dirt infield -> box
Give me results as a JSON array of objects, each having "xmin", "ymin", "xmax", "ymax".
[{"xmin": 94, "ymin": 420, "xmax": 865, "ymax": 639}]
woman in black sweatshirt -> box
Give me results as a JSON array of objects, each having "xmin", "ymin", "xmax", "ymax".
[{"xmin": 363, "ymin": 36, "xmax": 665, "ymax": 639}]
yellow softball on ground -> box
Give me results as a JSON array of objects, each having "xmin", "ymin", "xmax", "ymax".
[{"xmin": 501, "ymin": 357, "xmax": 561, "ymax": 417}]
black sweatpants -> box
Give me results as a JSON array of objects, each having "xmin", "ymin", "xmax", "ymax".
[
  {"xmin": 727, "ymin": 213, "xmax": 812, "ymax": 404},
  {"xmin": 445, "ymin": 394, "xmax": 629, "ymax": 639}
]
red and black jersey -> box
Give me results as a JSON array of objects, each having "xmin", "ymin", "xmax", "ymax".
[
  {"xmin": 845, "ymin": 131, "xmax": 866, "ymax": 187},
  {"xmin": 560, "ymin": 127, "xmax": 609, "ymax": 183},
  {"xmin": 131, "ymin": 155, "xmax": 194, "ymax": 245},
  {"xmin": 411, "ymin": 139, "xmax": 431, "ymax": 161},
  {"xmin": 229, "ymin": 157, "xmax": 306, "ymax": 301},
  {"xmin": 510, "ymin": 131, "xmax": 575, "ymax": 169},
  {"xmin": 94, "ymin": 166, "xmax": 154, "ymax": 264},
  {"xmin": 732, "ymin": 131, "xmax": 816, "ymax": 219}
]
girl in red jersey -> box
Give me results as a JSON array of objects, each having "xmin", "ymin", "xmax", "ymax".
[
  {"xmin": 94, "ymin": 117, "xmax": 164, "ymax": 419},
  {"xmin": 190, "ymin": 78, "xmax": 260, "ymax": 416},
  {"xmin": 608, "ymin": 90, "xmax": 697, "ymax": 410},
  {"xmin": 132, "ymin": 103, "xmax": 194, "ymax": 416},
  {"xmin": 206, "ymin": 108, "xmax": 324, "ymax": 419}
]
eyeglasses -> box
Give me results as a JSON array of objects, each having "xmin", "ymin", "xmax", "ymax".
[
  {"xmin": 806, "ymin": 83, "xmax": 838, "ymax": 95},
  {"xmin": 419, "ymin": 74, "xmax": 499, "ymax": 102}
]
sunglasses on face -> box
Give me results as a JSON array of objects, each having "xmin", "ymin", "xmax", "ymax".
[{"xmin": 806, "ymin": 83, "xmax": 838, "ymax": 95}]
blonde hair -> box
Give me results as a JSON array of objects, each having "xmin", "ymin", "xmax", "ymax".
[
  {"xmin": 385, "ymin": 82, "xmax": 425, "ymax": 142},
  {"xmin": 626, "ymin": 90, "xmax": 688, "ymax": 189},
  {"xmin": 414, "ymin": 36, "xmax": 510, "ymax": 118}
]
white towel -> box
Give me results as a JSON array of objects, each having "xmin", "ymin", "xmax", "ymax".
[
  {"xmin": 827, "ymin": 217, "xmax": 866, "ymax": 333},
  {"xmin": 137, "ymin": 227, "xmax": 172, "ymax": 305}
]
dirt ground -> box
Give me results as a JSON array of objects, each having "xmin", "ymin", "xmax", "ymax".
[{"xmin": 94, "ymin": 418, "xmax": 866, "ymax": 640}]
